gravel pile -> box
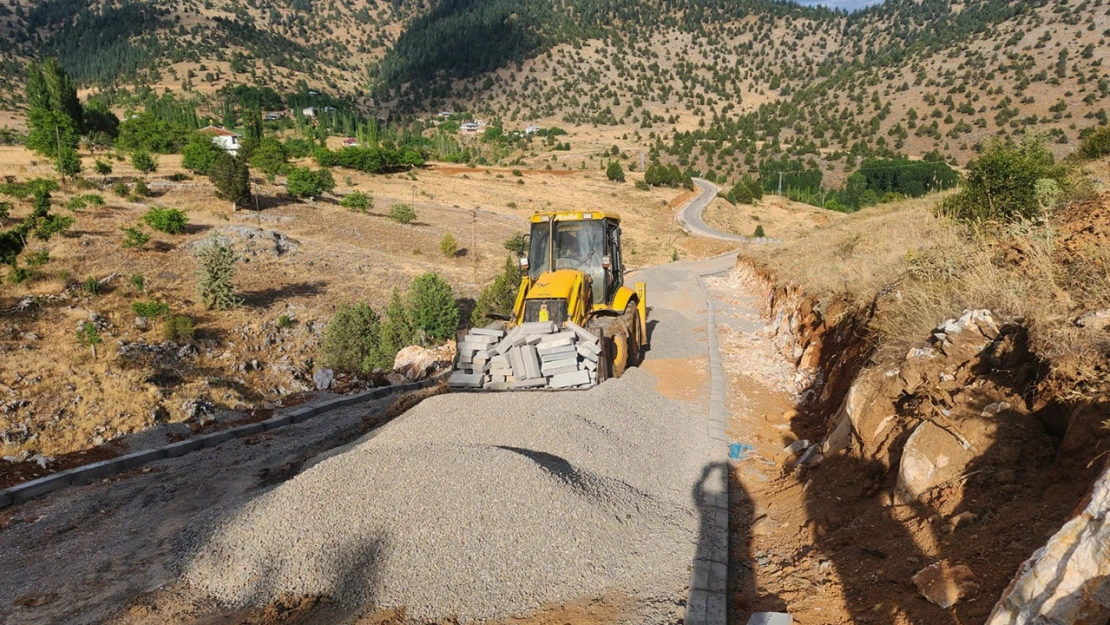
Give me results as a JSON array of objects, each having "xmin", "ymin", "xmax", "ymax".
[{"xmin": 180, "ymin": 368, "xmax": 707, "ymax": 622}]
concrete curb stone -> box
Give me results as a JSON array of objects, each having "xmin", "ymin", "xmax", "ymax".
[{"xmin": 0, "ymin": 375, "xmax": 443, "ymax": 510}]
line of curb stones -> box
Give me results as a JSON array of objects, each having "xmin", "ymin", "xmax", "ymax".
[
  {"xmin": 685, "ymin": 260, "xmax": 735, "ymax": 625},
  {"xmin": 0, "ymin": 376, "xmax": 443, "ymax": 510}
]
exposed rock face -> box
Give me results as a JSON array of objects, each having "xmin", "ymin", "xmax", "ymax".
[
  {"xmin": 393, "ymin": 345, "xmax": 438, "ymax": 382},
  {"xmin": 986, "ymin": 465, "xmax": 1110, "ymax": 625},
  {"xmin": 313, "ymin": 369, "xmax": 335, "ymax": 391}
]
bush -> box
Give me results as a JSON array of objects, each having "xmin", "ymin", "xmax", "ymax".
[
  {"xmin": 163, "ymin": 314, "xmax": 195, "ymax": 343},
  {"xmin": 377, "ymin": 288, "xmax": 414, "ymax": 365},
  {"xmin": 131, "ymin": 151, "xmax": 158, "ymax": 175},
  {"xmin": 286, "ymin": 166, "xmax": 336, "ymax": 198},
  {"xmin": 407, "ymin": 273, "xmax": 458, "ymax": 342},
  {"xmin": 471, "ymin": 256, "xmax": 522, "ymax": 325},
  {"xmin": 130, "ymin": 273, "xmax": 145, "ymax": 291},
  {"xmin": 0, "ymin": 201, "xmax": 10, "ymax": 219},
  {"xmin": 340, "ymin": 191, "xmax": 373, "ymax": 213},
  {"xmin": 753, "ymin": 224, "xmax": 766, "ymax": 238},
  {"xmin": 209, "ymin": 153, "xmax": 252, "ymax": 210},
  {"xmin": 133, "ymin": 180, "xmax": 152, "ymax": 197},
  {"xmin": 313, "ymin": 145, "xmax": 425, "ymax": 173},
  {"xmin": 276, "ymin": 314, "xmax": 294, "ymax": 329},
  {"xmin": 112, "ymin": 182, "xmax": 129, "ymax": 197},
  {"xmin": 389, "ymin": 203, "xmax": 417, "ymax": 224},
  {"xmin": 82, "ymin": 276, "xmax": 101, "ymax": 295},
  {"xmin": 143, "ymin": 206, "xmax": 188, "ymax": 234},
  {"xmin": 131, "ymin": 299, "xmax": 169, "ymax": 320},
  {"xmin": 606, "ymin": 161, "xmax": 625, "ymax": 182},
  {"xmin": 77, "ymin": 321, "xmax": 102, "ymax": 357},
  {"xmin": 941, "ymin": 137, "xmax": 1068, "ymax": 223},
  {"xmin": 121, "ymin": 224, "xmax": 150, "ymax": 249},
  {"xmin": 1079, "ymin": 126, "xmax": 1110, "ymax": 160},
  {"xmin": 196, "ymin": 236, "xmax": 241, "ymax": 310},
  {"xmin": 320, "ymin": 302, "xmax": 387, "ymax": 374},
  {"xmin": 439, "ymin": 233, "xmax": 458, "ymax": 257},
  {"xmin": 249, "ymin": 138, "xmax": 287, "ymax": 181},
  {"xmin": 182, "ymin": 134, "xmax": 223, "ymax": 174}
]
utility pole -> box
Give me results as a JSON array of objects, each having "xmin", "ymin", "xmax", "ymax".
[
  {"xmin": 777, "ymin": 171, "xmax": 784, "ymax": 196},
  {"xmin": 472, "ymin": 208, "xmax": 478, "ymax": 285}
]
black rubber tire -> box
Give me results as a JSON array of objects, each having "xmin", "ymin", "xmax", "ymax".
[{"xmin": 621, "ymin": 302, "xmax": 641, "ymax": 366}]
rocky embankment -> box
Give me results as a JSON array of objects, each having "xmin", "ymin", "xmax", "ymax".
[{"xmin": 732, "ymin": 259, "xmax": 1110, "ymax": 623}]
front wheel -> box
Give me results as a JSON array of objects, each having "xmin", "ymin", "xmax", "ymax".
[{"xmin": 610, "ymin": 325, "xmax": 630, "ymax": 378}]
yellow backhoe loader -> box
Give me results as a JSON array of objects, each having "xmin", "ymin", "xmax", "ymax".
[{"xmin": 450, "ymin": 211, "xmax": 647, "ymax": 390}]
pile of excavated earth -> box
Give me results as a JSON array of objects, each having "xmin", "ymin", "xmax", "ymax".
[
  {"xmin": 179, "ymin": 369, "xmax": 706, "ymax": 623},
  {"xmin": 449, "ymin": 321, "xmax": 603, "ymax": 390}
]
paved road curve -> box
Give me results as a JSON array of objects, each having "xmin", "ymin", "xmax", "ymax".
[{"xmin": 677, "ymin": 178, "xmax": 751, "ymax": 242}]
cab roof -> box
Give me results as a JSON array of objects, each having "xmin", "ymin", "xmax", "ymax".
[{"xmin": 529, "ymin": 211, "xmax": 621, "ymax": 224}]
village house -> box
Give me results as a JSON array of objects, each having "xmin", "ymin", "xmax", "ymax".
[{"xmin": 198, "ymin": 125, "xmax": 241, "ymax": 156}]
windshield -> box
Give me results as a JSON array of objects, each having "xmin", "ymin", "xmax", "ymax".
[{"xmin": 528, "ymin": 220, "xmax": 608, "ymax": 303}]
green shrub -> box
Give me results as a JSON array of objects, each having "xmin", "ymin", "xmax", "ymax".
[
  {"xmin": 130, "ymin": 273, "xmax": 145, "ymax": 292},
  {"xmin": 94, "ymin": 159, "xmax": 113, "ymax": 178},
  {"xmin": 131, "ymin": 300, "xmax": 169, "ymax": 320},
  {"xmin": 341, "ymin": 191, "xmax": 372, "ymax": 213},
  {"xmin": 182, "ymin": 134, "xmax": 223, "ymax": 174},
  {"xmin": 196, "ymin": 236, "xmax": 241, "ymax": 310},
  {"xmin": 77, "ymin": 321, "xmax": 102, "ymax": 357},
  {"xmin": 133, "ymin": 180, "xmax": 152, "ymax": 197},
  {"xmin": 606, "ymin": 161, "xmax": 625, "ymax": 182},
  {"xmin": 131, "ymin": 151, "xmax": 158, "ymax": 174},
  {"xmin": 941, "ymin": 137, "xmax": 1068, "ymax": 223},
  {"xmin": 24, "ymin": 249, "xmax": 49, "ymax": 268},
  {"xmin": 439, "ymin": 233, "xmax": 458, "ymax": 257},
  {"xmin": 1079, "ymin": 126, "xmax": 1110, "ymax": 160},
  {"xmin": 377, "ymin": 288, "xmax": 414, "ymax": 365},
  {"xmin": 407, "ymin": 273, "xmax": 458, "ymax": 342},
  {"xmin": 112, "ymin": 182, "xmax": 129, "ymax": 197},
  {"xmin": 471, "ymin": 256, "xmax": 522, "ymax": 325},
  {"xmin": 164, "ymin": 314, "xmax": 195, "ymax": 343},
  {"xmin": 276, "ymin": 314, "xmax": 294, "ymax": 329},
  {"xmin": 753, "ymin": 224, "xmax": 766, "ymax": 238},
  {"xmin": 320, "ymin": 302, "xmax": 389, "ymax": 374},
  {"xmin": 634, "ymin": 180, "xmax": 650, "ymax": 191},
  {"xmin": 389, "ymin": 203, "xmax": 417, "ymax": 224},
  {"xmin": 286, "ymin": 166, "xmax": 336, "ymax": 198},
  {"xmin": 121, "ymin": 225, "xmax": 150, "ymax": 249},
  {"xmin": 0, "ymin": 201, "xmax": 10, "ymax": 218},
  {"xmin": 82, "ymin": 277, "xmax": 101, "ymax": 295},
  {"xmin": 7, "ymin": 264, "xmax": 31, "ymax": 284},
  {"xmin": 143, "ymin": 207, "xmax": 188, "ymax": 234}
]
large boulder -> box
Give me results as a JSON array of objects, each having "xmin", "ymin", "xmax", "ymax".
[
  {"xmin": 986, "ymin": 465, "xmax": 1110, "ymax": 624},
  {"xmin": 392, "ymin": 345, "xmax": 439, "ymax": 382}
]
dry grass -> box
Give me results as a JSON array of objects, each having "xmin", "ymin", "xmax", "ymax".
[
  {"xmin": 701, "ymin": 193, "xmax": 842, "ymax": 241},
  {"xmin": 742, "ymin": 182, "xmax": 1110, "ymax": 366}
]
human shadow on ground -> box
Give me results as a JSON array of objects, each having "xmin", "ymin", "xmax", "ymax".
[{"xmin": 242, "ymin": 281, "xmax": 327, "ymax": 308}]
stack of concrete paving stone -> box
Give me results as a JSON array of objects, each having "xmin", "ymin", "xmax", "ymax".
[{"xmin": 448, "ymin": 321, "xmax": 602, "ymax": 390}]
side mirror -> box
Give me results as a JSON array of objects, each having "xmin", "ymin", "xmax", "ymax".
[{"xmin": 601, "ymin": 255, "xmax": 611, "ymax": 269}]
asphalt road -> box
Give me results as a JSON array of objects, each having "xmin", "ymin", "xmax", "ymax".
[{"xmin": 677, "ymin": 178, "xmax": 751, "ymax": 242}]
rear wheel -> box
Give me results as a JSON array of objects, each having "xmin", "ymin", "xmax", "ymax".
[
  {"xmin": 610, "ymin": 325, "xmax": 630, "ymax": 378},
  {"xmin": 621, "ymin": 302, "xmax": 642, "ymax": 367}
]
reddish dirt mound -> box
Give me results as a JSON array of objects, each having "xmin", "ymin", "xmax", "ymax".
[{"xmin": 1055, "ymin": 191, "xmax": 1110, "ymax": 258}]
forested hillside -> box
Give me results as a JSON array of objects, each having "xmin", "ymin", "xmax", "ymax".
[{"xmin": 0, "ymin": 0, "xmax": 1107, "ymax": 171}]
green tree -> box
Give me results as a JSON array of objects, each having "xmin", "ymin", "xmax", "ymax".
[
  {"xmin": 131, "ymin": 151, "xmax": 157, "ymax": 175},
  {"xmin": 94, "ymin": 159, "xmax": 113, "ymax": 181},
  {"xmin": 77, "ymin": 321, "xmax": 102, "ymax": 359},
  {"xmin": 606, "ymin": 161, "xmax": 626, "ymax": 182},
  {"xmin": 239, "ymin": 108, "xmax": 264, "ymax": 161},
  {"xmin": 377, "ymin": 288, "xmax": 414, "ymax": 367},
  {"xmin": 249, "ymin": 137, "xmax": 287, "ymax": 181},
  {"xmin": 25, "ymin": 59, "xmax": 82, "ymax": 159},
  {"xmin": 753, "ymin": 224, "xmax": 766, "ymax": 238},
  {"xmin": 196, "ymin": 236, "xmax": 242, "ymax": 310},
  {"xmin": 941, "ymin": 137, "xmax": 1067, "ymax": 223},
  {"xmin": 121, "ymin": 224, "xmax": 151, "ymax": 249},
  {"xmin": 408, "ymin": 273, "xmax": 458, "ymax": 342},
  {"xmin": 286, "ymin": 166, "xmax": 336, "ymax": 198},
  {"xmin": 209, "ymin": 153, "xmax": 253, "ymax": 210},
  {"xmin": 55, "ymin": 146, "xmax": 82, "ymax": 179},
  {"xmin": 182, "ymin": 134, "xmax": 224, "ymax": 174},
  {"xmin": 1079, "ymin": 126, "xmax": 1110, "ymax": 160},
  {"xmin": 321, "ymin": 302, "xmax": 385, "ymax": 374}
]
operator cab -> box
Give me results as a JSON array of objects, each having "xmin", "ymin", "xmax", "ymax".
[{"xmin": 525, "ymin": 212, "xmax": 624, "ymax": 306}]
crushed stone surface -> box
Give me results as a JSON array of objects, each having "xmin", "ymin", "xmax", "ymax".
[{"xmin": 180, "ymin": 369, "xmax": 707, "ymax": 622}]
